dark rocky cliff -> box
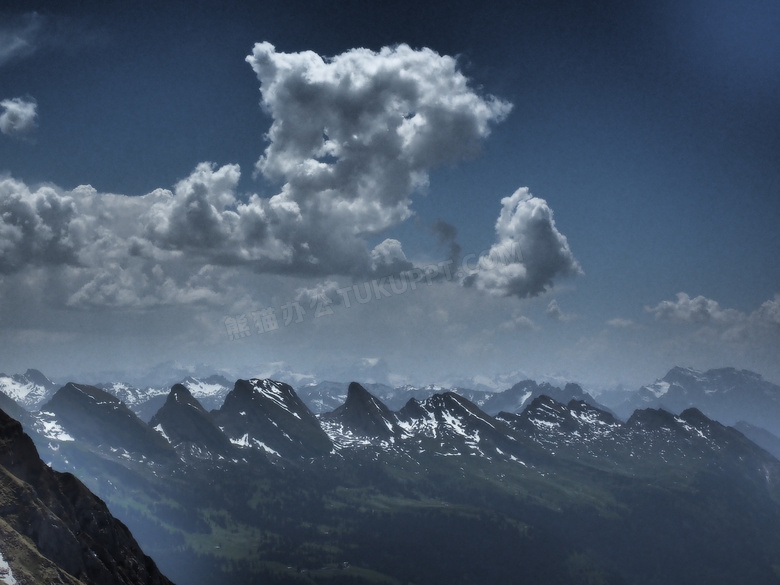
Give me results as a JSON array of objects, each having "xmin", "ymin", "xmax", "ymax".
[{"xmin": 0, "ymin": 406, "xmax": 175, "ymax": 585}]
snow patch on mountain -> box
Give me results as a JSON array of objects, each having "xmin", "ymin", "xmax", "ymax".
[
  {"xmin": 229, "ymin": 433, "xmax": 281, "ymax": 456},
  {"xmin": 0, "ymin": 549, "xmax": 18, "ymax": 585},
  {"xmin": 183, "ymin": 378, "xmax": 228, "ymax": 398},
  {"xmin": 96, "ymin": 382, "xmax": 167, "ymax": 406},
  {"xmin": 36, "ymin": 415, "xmax": 75, "ymax": 442},
  {"xmin": 320, "ymin": 420, "xmax": 387, "ymax": 449},
  {"xmin": 645, "ymin": 381, "xmax": 670, "ymax": 398},
  {"xmin": 153, "ymin": 424, "xmax": 171, "ymax": 443},
  {"xmin": 0, "ymin": 369, "xmax": 58, "ymax": 410},
  {"xmin": 250, "ymin": 379, "xmax": 302, "ymax": 419}
]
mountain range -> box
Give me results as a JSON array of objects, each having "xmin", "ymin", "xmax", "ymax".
[
  {"xmin": 613, "ymin": 366, "xmax": 780, "ymax": 437},
  {"xmin": 298, "ymin": 378, "xmax": 605, "ymax": 416},
  {"xmin": 9, "ymin": 365, "xmax": 780, "ymax": 438},
  {"xmin": 2, "ymin": 365, "xmax": 780, "ymax": 584}
]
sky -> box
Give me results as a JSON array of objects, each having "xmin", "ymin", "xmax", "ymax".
[{"xmin": 0, "ymin": 0, "xmax": 778, "ymax": 391}]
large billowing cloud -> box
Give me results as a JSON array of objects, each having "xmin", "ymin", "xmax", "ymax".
[
  {"xmin": 0, "ymin": 43, "xmax": 581, "ymax": 311},
  {"xmin": 0, "ymin": 175, "xmax": 221, "ymax": 308},
  {"xmin": 244, "ymin": 42, "xmax": 512, "ymax": 274},
  {"xmin": 101, "ymin": 43, "xmax": 510, "ymax": 280},
  {"xmin": 0, "ymin": 97, "xmax": 37, "ymax": 138},
  {"xmin": 462, "ymin": 188, "xmax": 582, "ymax": 298},
  {"xmin": 142, "ymin": 162, "xmax": 303, "ymax": 270},
  {"xmin": 0, "ymin": 176, "xmax": 81, "ymax": 273}
]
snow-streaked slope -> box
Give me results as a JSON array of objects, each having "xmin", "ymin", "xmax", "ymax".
[
  {"xmin": 618, "ymin": 366, "xmax": 780, "ymax": 436},
  {"xmin": 0, "ymin": 369, "xmax": 58, "ymax": 410},
  {"xmin": 213, "ymin": 379, "xmax": 332, "ymax": 459}
]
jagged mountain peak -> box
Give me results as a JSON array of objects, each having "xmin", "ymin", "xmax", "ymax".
[
  {"xmin": 398, "ymin": 396, "xmax": 426, "ymax": 418},
  {"xmin": 525, "ymin": 394, "xmax": 560, "ymax": 409},
  {"xmin": 222, "ymin": 378, "xmax": 313, "ymax": 417},
  {"xmin": 171, "ymin": 382, "xmax": 189, "ymax": 393},
  {"xmin": 481, "ymin": 378, "xmax": 608, "ymax": 416},
  {"xmin": 619, "ymin": 366, "xmax": 780, "ymax": 436},
  {"xmin": 22, "ymin": 368, "xmax": 54, "ymax": 386},
  {"xmin": 154, "ymin": 375, "xmax": 234, "ymax": 415},
  {"xmin": 149, "ymin": 384, "xmax": 231, "ymax": 460},
  {"xmin": 507, "ymin": 395, "xmax": 581, "ymax": 434},
  {"xmin": 321, "ymin": 382, "xmax": 401, "ymax": 441},
  {"xmin": 660, "ymin": 366, "xmax": 765, "ymax": 389},
  {"xmin": 399, "ymin": 392, "xmax": 505, "ymax": 439},
  {"xmin": 224, "ymin": 378, "xmax": 254, "ymax": 402},
  {"xmin": 625, "ymin": 406, "xmax": 724, "ymax": 442},
  {"xmin": 428, "ymin": 390, "xmax": 463, "ymax": 405},
  {"xmin": 414, "ymin": 390, "xmax": 484, "ymax": 416},
  {"xmin": 495, "ymin": 395, "xmax": 624, "ymax": 454},
  {"xmin": 347, "ymin": 380, "xmax": 371, "ymax": 397},
  {"xmin": 0, "ymin": 369, "xmax": 59, "ymax": 410},
  {"xmin": 341, "ymin": 381, "xmax": 394, "ymax": 415},
  {"xmin": 54, "ymin": 381, "xmax": 122, "ymax": 404},
  {"xmin": 251, "ymin": 377, "xmax": 301, "ymax": 399},
  {"xmin": 41, "ymin": 383, "xmax": 176, "ymax": 462},
  {"xmin": 168, "ymin": 382, "xmax": 200, "ymax": 406},
  {"xmin": 511, "ymin": 379, "xmax": 538, "ymax": 391},
  {"xmin": 567, "ymin": 398, "xmax": 620, "ymax": 425},
  {"xmin": 665, "ymin": 365, "xmax": 703, "ymax": 378},
  {"xmin": 627, "ymin": 407, "xmax": 680, "ymax": 430},
  {"xmin": 157, "ymin": 383, "xmax": 208, "ymax": 414},
  {"xmin": 214, "ymin": 378, "xmax": 332, "ymax": 458},
  {"xmin": 403, "ymin": 391, "xmax": 471, "ymax": 416},
  {"xmin": 678, "ymin": 406, "xmax": 709, "ymax": 423}
]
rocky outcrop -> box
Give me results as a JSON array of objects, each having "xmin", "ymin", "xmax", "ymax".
[{"xmin": 0, "ymin": 406, "xmax": 174, "ymax": 585}]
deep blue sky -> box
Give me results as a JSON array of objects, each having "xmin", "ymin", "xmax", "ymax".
[{"xmin": 1, "ymin": 0, "xmax": 778, "ymax": 389}]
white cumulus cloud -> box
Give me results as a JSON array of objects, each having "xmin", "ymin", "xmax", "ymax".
[
  {"xmin": 0, "ymin": 43, "xmax": 581, "ymax": 311},
  {"xmin": 642, "ymin": 292, "xmax": 780, "ymax": 377},
  {"xmin": 294, "ymin": 280, "xmax": 344, "ymax": 309},
  {"xmin": 645, "ymin": 292, "xmax": 742, "ymax": 324},
  {"xmin": 0, "ymin": 97, "xmax": 37, "ymax": 137},
  {"xmin": 756, "ymin": 294, "xmax": 780, "ymax": 326},
  {"xmin": 646, "ymin": 292, "xmax": 780, "ymax": 348},
  {"xmin": 0, "ymin": 175, "xmax": 82, "ymax": 272},
  {"xmin": 462, "ymin": 188, "xmax": 582, "ymax": 298},
  {"xmin": 244, "ymin": 42, "xmax": 512, "ymax": 275}
]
